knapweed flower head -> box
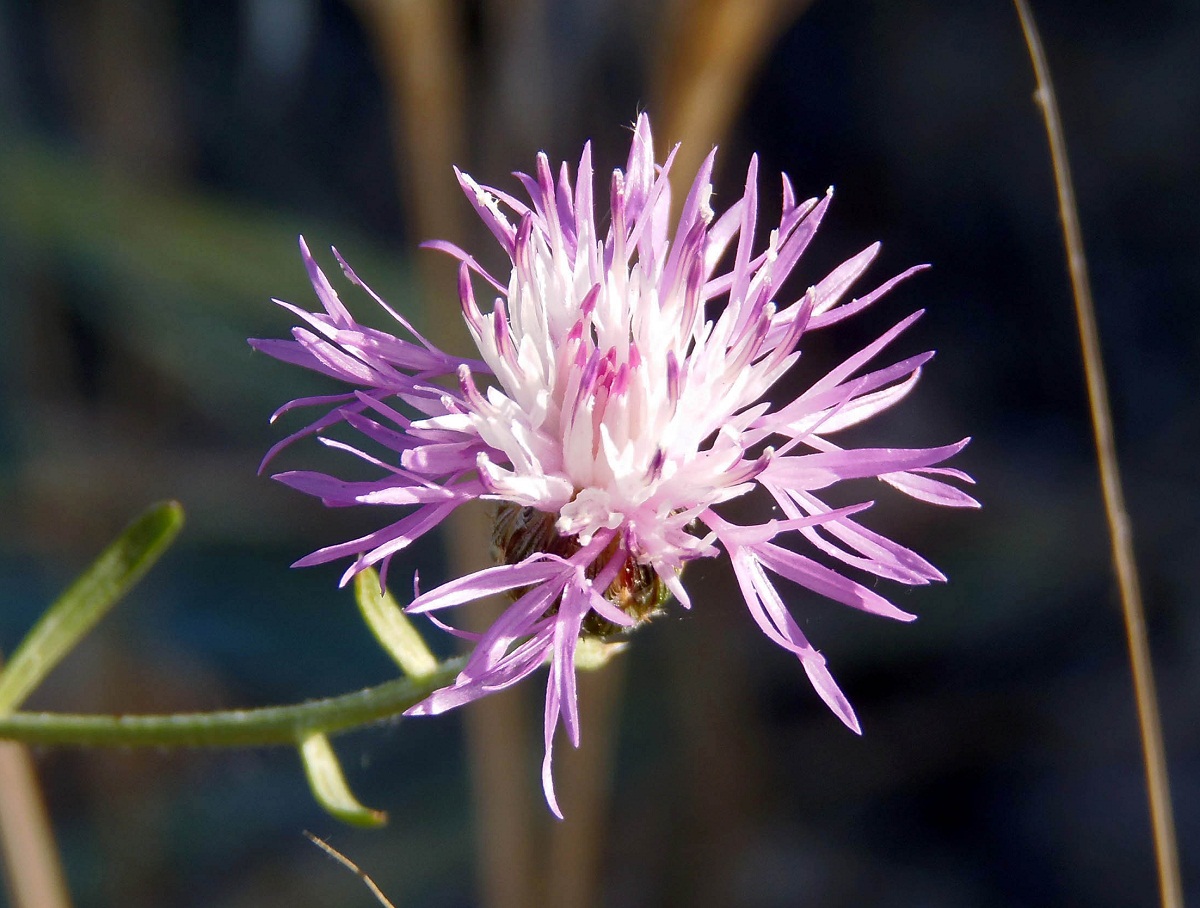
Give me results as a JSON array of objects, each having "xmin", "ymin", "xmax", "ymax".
[{"xmin": 253, "ymin": 114, "xmax": 977, "ymax": 816}]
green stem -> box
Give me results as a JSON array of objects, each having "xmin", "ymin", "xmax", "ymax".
[{"xmin": 0, "ymin": 658, "xmax": 464, "ymax": 748}]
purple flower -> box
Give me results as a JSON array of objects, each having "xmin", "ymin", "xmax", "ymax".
[{"xmin": 253, "ymin": 114, "xmax": 978, "ymax": 816}]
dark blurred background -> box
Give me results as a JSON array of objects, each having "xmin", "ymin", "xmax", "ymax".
[{"xmin": 0, "ymin": 1, "xmax": 1196, "ymax": 906}]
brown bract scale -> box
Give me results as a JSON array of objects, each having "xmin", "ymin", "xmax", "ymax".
[{"xmin": 490, "ymin": 503, "xmax": 670, "ymax": 637}]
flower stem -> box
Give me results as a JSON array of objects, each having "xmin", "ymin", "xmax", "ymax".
[
  {"xmin": 1013, "ymin": 4, "xmax": 1183, "ymax": 907},
  {"xmin": 0, "ymin": 658, "xmax": 464, "ymax": 749}
]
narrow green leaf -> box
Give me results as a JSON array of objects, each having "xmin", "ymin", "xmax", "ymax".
[
  {"xmin": 354, "ymin": 568, "xmax": 438, "ymax": 679},
  {"xmin": 0, "ymin": 501, "xmax": 184, "ymax": 713},
  {"xmin": 299, "ymin": 733, "xmax": 387, "ymax": 828}
]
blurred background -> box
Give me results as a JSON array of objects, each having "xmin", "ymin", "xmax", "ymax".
[{"xmin": 0, "ymin": 0, "xmax": 1197, "ymax": 905}]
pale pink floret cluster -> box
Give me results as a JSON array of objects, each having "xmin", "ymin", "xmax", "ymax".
[{"xmin": 253, "ymin": 115, "xmax": 977, "ymax": 816}]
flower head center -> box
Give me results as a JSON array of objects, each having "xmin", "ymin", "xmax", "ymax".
[{"xmin": 490, "ymin": 502, "xmax": 669, "ymax": 637}]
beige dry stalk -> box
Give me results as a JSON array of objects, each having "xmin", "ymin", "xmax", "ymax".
[
  {"xmin": 1013, "ymin": 3, "xmax": 1183, "ymax": 906},
  {"xmin": 655, "ymin": 0, "xmax": 814, "ymax": 219},
  {"xmin": 0, "ymin": 650, "xmax": 73, "ymax": 908},
  {"xmin": 349, "ymin": 6, "xmax": 538, "ymax": 907}
]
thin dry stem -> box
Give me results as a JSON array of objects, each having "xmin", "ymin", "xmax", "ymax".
[
  {"xmin": 305, "ymin": 832, "xmax": 396, "ymax": 908},
  {"xmin": 654, "ymin": 0, "xmax": 814, "ymax": 218},
  {"xmin": 0, "ymin": 650, "xmax": 73, "ymax": 908},
  {"xmin": 544, "ymin": 665, "xmax": 624, "ymax": 908},
  {"xmin": 1013, "ymin": 4, "xmax": 1182, "ymax": 906},
  {"xmin": 0, "ymin": 744, "xmax": 74, "ymax": 908},
  {"xmin": 353, "ymin": 0, "xmax": 468, "ymax": 306},
  {"xmin": 349, "ymin": 7, "xmax": 537, "ymax": 907}
]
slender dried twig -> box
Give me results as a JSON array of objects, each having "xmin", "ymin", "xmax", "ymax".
[
  {"xmin": 544, "ymin": 666, "xmax": 624, "ymax": 907},
  {"xmin": 352, "ymin": 0, "xmax": 467, "ymax": 305},
  {"xmin": 655, "ymin": 0, "xmax": 814, "ymax": 218},
  {"xmin": 0, "ymin": 651, "xmax": 72, "ymax": 908},
  {"xmin": 0, "ymin": 748, "xmax": 73, "ymax": 908},
  {"xmin": 305, "ymin": 832, "xmax": 396, "ymax": 908},
  {"xmin": 1013, "ymin": 4, "xmax": 1182, "ymax": 906},
  {"xmin": 349, "ymin": 7, "xmax": 536, "ymax": 908}
]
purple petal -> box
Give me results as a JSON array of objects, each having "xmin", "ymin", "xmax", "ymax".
[
  {"xmin": 407, "ymin": 557, "xmax": 569, "ymax": 614},
  {"xmin": 763, "ymin": 440, "xmax": 970, "ymax": 491},
  {"xmin": 727, "ymin": 549, "xmax": 861, "ymax": 732},
  {"xmin": 882, "ymin": 468, "xmax": 982, "ymax": 507},
  {"xmin": 754, "ymin": 542, "xmax": 917, "ymax": 622},
  {"xmin": 299, "ymin": 237, "xmax": 353, "ymax": 326}
]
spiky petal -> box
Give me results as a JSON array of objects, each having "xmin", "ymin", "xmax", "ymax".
[{"xmin": 253, "ymin": 114, "xmax": 978, "ymax": 816}]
